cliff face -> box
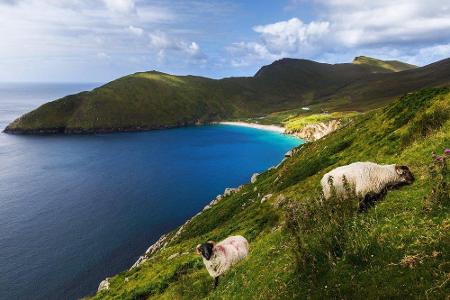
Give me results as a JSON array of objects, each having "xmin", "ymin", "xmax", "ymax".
[{"xmin": 286, "ymin": 119, "xmax": 341, "ymax": 141}]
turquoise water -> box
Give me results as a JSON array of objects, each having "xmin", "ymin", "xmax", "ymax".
[{"xmin": 0, "ymin": 83, "xmax": 302, "ymax": 299}]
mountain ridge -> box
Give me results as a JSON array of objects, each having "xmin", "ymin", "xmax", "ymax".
[
  {"xmin": 4, "ymin": 56, "xmax": 450, "ymax": 134},
  {"xmin": 352, "ymin": 55, "xmax": 418, "ymax": 72}
]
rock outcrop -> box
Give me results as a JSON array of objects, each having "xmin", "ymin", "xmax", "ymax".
[
  {"xmin": 287, "ymin": 119, "xmax": 341, "ymax": 142},
  {"xmin": 98, "ymin": 278, "xmax": 110, "ymax": 292},
  {"xmin": 125, "ymin": 184, "xmax": 243, "ymax": 275},
  {"xmin": 260, "ymin": 194, "xmax": 273, "ymax": 203},
  {"xmin": 284, "ymin": 150, "xmax": 293, "ymax": 157},
  {"xmin": 251, "ymin": 173, "xmax": 259, "ymax": 183},
  {"xmin": 129, "ymin": 233, "xmax": 170, "ymax": 270}
]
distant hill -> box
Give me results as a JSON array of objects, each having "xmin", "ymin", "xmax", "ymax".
[
  {"xmin": 4, "ymin": 57, "xmax": 450, "ymax": 134},
  {"xmin": 352, "ymin": 55, "xmax": 417, "ymax": 72}
]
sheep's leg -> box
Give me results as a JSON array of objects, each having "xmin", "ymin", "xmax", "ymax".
[
  {"xmin": 360, "ymin": 193, "xmax": 375, "ymax": 211},
  {"xmin": 359, "ymin": 189, "xmax": 387, "ymax": 212},
  {"xmin": 214, "ymin": 276, "xmax": 219, "ymax": 288},
  {"xmin": 359, "ymin": 195, "xmax": 370, "ymax": 212}
]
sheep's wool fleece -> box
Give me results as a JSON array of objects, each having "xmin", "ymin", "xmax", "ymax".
[
  {"xmin": 321, "ymin": 162, "xmax": 402, "ymax": 199},
  {"xmin": 203, "ymin": 235, "xmax": 249, "ymax": 278}
]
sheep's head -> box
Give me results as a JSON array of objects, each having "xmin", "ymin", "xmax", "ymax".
[
  {"xmin": 196, "ymin": 241, "xmax": 215, "ymax": 260},
  {"xmin": 395, "ymin": 165, "xmax": 414, "ymax": 184}
]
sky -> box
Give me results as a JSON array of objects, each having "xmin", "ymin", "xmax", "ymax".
[{"xmin": 1, "ymin": 0, "xmax": 450, "ymax": 82}]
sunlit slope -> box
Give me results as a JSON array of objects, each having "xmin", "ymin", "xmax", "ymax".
[
  {"xmin": 5, "ymin": 57, "xmax": 450, "ymax": 134},
  {"xmin": 90, "ymin": 88, "xmax": 450, "ymax": 299},
  {"xmin": 352, "ymin": 55, "xmax": 417, "ymax": 72}
]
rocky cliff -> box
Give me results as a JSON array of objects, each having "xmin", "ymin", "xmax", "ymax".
[{"xmin": 286, "ymin": 119, "xmax": 341, "ymax": 141}]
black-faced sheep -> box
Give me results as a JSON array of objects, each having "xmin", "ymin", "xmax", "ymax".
[
  {"xmin": 196, "ymin": 235, "xmax": 249, "ymax": 287},
  {"xmin": 321, "ymin": 162, "xmax": 414, "ymax": 209}
]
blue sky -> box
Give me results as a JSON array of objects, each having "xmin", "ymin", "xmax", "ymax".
[{"xmin": 1, "ymin": 0, "xmax": 450, "ymax": 82}]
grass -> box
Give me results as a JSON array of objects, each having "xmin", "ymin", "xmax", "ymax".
[
  {"xmin": 88, "ymin": 87, "xmax": 450, "ymax": 299},
  {"xmin": 283, "ymin": 111, "xmax": 359, "ymax": 132},
  {"xmin": 232, "ymin": 108, "xmax": 358, "ymax": 129},
  {"xmin": 352, "ymin": 56, "xmax": 417, "ymax": 72}
]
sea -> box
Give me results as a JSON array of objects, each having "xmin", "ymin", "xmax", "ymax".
[{"xmin": 0, "ymin": 82, "xmax": 302, "ymax": 299}]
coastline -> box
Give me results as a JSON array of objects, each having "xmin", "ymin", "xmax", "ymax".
[
  {"xmin": 96, "ymin": 121, "xmax": 306, "ymax": 292},
  {"xmin": 117, "ymin": 126, "xmax": 303, "ymax": 290},
  {"xmin": 3, "ymin": 121, "xmax": 287, "ymax": 135},
  {"xmin": 119, "ymin": 156, "xmax": 286, "ymax": 288},
  {"xmin": 216, "ymin": 121, "xmax": 286, "ymax": 134}
]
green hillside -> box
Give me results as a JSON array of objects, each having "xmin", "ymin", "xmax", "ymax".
[
  {"xmin": 284, "ymin": 111, "xmax": 358, "ymax": 132},
  {"xmin": 90, "ymin": 88, "xmax": 450, "ymax": 299},
  {"xmin": 353, "ymin": 56, "xmax": 418, "ymax": 72},
  {"xmin": 4, "ymin": 57, "xmax": 450, "ymax": 134}
]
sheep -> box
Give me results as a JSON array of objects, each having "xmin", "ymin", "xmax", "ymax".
[
  {"xmin": 196, "ymin": 235, "xmax": 249, "ymax": 287},
  {"xmin": 321, "ymin": 162, "xmax": 414, "ymax": 209}
]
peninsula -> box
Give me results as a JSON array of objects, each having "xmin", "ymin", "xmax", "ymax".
[{"xmin": 5, "ymin": 56, "xmax": 450, "ymax": 135}]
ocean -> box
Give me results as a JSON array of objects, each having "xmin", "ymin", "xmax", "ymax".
[{"xmin": 0, "ymin": 83, "xmax": 302, "ymax": 299}]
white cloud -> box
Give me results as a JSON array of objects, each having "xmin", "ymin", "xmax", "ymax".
[
  {"xmin": 148, "ymin": 31, "xmax": 205, "ymax": 62},
  {"xmin": 229, "ymin": 0, "xmax": 450, "ymax": 67},
  {"xmin": 102, "ymin": 0, "xmax": 135, "ymax": 14},
  {"xmin": 1, "ymin": 0, "xmax": 449, "ymax": 81},
  {"xmin": 399, "ymin": 43, "xmax": 450, "ymax": 66},
  {"xmin": 149, "ymin": 31, "xmax": 172, "ymax": 50},
  {"xmin": 227, "ymin": 42, "xmax": 278, "ymax": 67},
  {"xmin": 97, "ymin": 52, "xmax": 111, "ymax": 59},
  {"xmin": 185, "ymin": 42, "xmax": 201, "ymax": 56},
  {"xmin": 127, "ymin": 25, "xmax": 143, "ymax": 36},
  {"xmin": 320, "ymin": 0, "xmax": 450, "ymax": 48},
  {"xmin": 0, "ymin": 0, "xmax": 181, "ymax": 81},
  {"xmin": 253, "ymin": 18, "xmax": 329, "ymax": 53},
  {"xmin": 227, "ymin": 18, "xmax": 329, "ymax": 66},
  {"xmin": 319, "ymin": 0, "xmax": 450, "ymax": 65}
]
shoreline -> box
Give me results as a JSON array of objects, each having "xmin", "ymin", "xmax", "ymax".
[
  {"xmin": 216, "ymin": 121, "xmax": 286, "ymax": 134},
  {"xmin": 4, "ymin": 120, "xmax": 292, "ymax": 136},
  {"xmin": 121, "ymin": 125, "xmax": 303, "ymax": 283},
  {"xmin": 121, "ymin": 151, "xmax": 291, "ymax": 285},
  {"xmin": 4, "ymin": 121, "xmax": 287, "ymax": 135}
]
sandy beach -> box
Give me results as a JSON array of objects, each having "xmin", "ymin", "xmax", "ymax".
[{"xmin": 217, "ymin": 121, "xmax": 286, "ymax": 134}]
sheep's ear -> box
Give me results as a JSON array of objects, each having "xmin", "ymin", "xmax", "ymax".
[
  {"xmin": 195, "ymin": 244, "xmax": 202, "ymax": 255},
  {"xmin": 207, "ymin": 240, "xmax": 216, "ymax": 247},
  {"xmin": 395, "ymin": 165, "xmax": 404, "ymax": 175}
]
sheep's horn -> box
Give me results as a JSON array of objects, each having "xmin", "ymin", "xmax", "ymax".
[{"xmin": 195, "ymin": 244, "xmax": 201, "ymax": 255}]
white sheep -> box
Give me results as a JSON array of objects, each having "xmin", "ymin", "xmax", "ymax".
[
  {"xmin": 196, "ymin": 235, "xmax": 249, "ymax": 287},
  {"xmin": 321, "ymin": 162, "xmax": 414, "ymax": 207}
]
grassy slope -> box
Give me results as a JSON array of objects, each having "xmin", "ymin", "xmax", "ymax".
[
  {"xmin": 5, "ymin": 73, "xmax": 238, "ymax": 133},
  {"xmin": 283, "ymin": 112, "xmax": 359, "ymax": 132},
  {"xmin": 235, "ymin": 110, "xmax": 358, "ymax": 133},
  {"xmin": 353, "ymin": 56, "xmax": 418, "ymax": 72},
  {"xmin": 5, "ymin": 58, "xmax": 450, "ymax": 133},
  {"xmin": 90, "ymin": 88, "xmax": 450, "ymax": 299},
  {"xmin": 329, "ymin": 58, "xmax": 450, "ymax": 111}
]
